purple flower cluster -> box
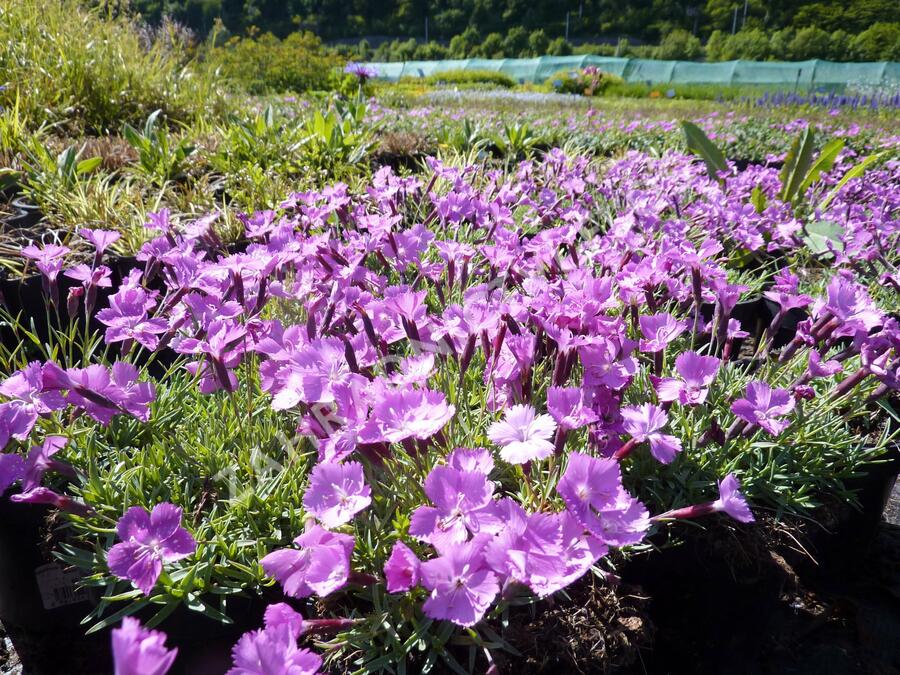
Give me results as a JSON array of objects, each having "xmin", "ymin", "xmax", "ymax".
[{"xmin": 1, "ymin": 138, "xmax": 897, "ymax": 668}]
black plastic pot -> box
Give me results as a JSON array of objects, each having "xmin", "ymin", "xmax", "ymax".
[
  {"xmin": 0, "ymin": 497, "xmax": 96, "ymax": 631},
  {"xmin": 5, "ymin": 197, "xmax": 43, "ymax": 230},
  {"xmin": 699, "ymin": 296, "xmax": 769, "ymax": 358},
  {"xmin": 762, "ymin": 297, "xmax": 807, "ymax": 349},
  {"xmin": 843, "ymin": 443, "xmax": 900, "ymax": 540}
]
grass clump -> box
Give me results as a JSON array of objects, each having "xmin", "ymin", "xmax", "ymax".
[
  {"xmin": 0, "ymin": 0, "xmax": 225, "ymax": 133},
  {"xmin": 422, "ymin": 68, "xmax": 517, "ymax": 89}
]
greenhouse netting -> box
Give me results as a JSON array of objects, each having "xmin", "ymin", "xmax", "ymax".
[{"xmin": 366, "ymin": 56, "xmax": 900, "ymax": 89}]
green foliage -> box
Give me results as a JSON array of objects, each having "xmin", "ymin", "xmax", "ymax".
[
  {"xmin": 850, "ymin": 22, "xmax": 900, "ymax": 61},
  {"xmin": 424, "ymin": 70, "xmax": 516, "ymax": 89},
  {"xmin": 789, "ymin": 26, "xmax": 833, "ymax": 60},
  {"xmin": 547, "ymin": 68, "xmax": 624, "ymax": 96},
  {"xmin": 297, "ymin": 100, "xmax": 376, "ymax": 175},
  {"xmin": 655, "ymin": 28, "xmax": 703, "ymax": 60},
  {"xmin": 122, "ymin": 110, "xmax": 197, "ymax": 186},
  {"xmin": 0, "ymin": 0, "xmax": 223, "ymax": 133},
  {"xmin": 681, "ymin": 121, "xmax": 728, "ymax": 183},
  {"xmin": 547, "ymin": 37, "xmax": 574, "ymax": 56},
  {"xmin": 209, "ymin": 32, "xmax": 342, "ymax": 94},
  {"xmin": 713, "ymin": 28, "xmax": 772, "ymax": 61}
]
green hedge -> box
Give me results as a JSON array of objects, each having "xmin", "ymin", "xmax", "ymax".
[
  {"xmin": 423, "ymin": 69, "xmax": 516, "ymax": 88},
  {"xmin": 210, "ymin": 32, "xmax": 342, "ymax": 94}
]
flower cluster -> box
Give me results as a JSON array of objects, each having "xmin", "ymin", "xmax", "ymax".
[{"xmin": 1, "ymin": 139, "xmax": 897, "ymax": 671}]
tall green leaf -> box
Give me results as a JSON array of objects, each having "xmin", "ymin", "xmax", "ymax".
[
  {"xmin": 681, "ymin": 120, "xmax": 728, "ymax": 183},
  {"xmin": 778, "ymin": 126, "xmax": 816, "ymax": 203},
  {"xmin": 796, "ymin": 138, "xmax": 843, "ymax": 197}
]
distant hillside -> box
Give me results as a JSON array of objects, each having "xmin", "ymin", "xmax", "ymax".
[{"xmin": 129, "ymin": 0, "xmax": 897, "ymax": 44}]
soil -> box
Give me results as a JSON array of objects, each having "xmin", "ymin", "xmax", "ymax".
[{"xmin": 2, "ymin": 483, "xmax": 899, "ymax": 675}]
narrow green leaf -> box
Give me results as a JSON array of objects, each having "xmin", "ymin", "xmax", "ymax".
[
  {"xmin": 681, "ymin": 121, "xmax": 728, "ymax": 182},
  {"xmin": 797, "ymin": 138, "xmax": 843, "ymax": 196},
  {"xmin": 780, "ymin": 126, "xmax": 816, "ymax": 203},
  {"xmin": 76, "ymin": 156, "xmax": 102, "ymax": 174}
]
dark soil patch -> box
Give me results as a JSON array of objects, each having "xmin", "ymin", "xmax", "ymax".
[{"xmin": 499, "ymin": 577, "xmax": 652, "ymax": 673}]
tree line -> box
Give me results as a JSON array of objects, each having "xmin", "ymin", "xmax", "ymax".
[{"xmin": 125, "ymin": 0, "xmax": 899, "ymax": 61}]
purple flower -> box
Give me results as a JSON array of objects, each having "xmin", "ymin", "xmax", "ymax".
[
  {"xmin": 420, "ymin": 534, "xmax": 499, "ymax": 627},
  {"xmin": 9, "ymin": 486, "xmax": 92, "ymax": 516},
  {"xmin": 107, "ymin": 503, "xmax": 197, "ymax": 595},
  {"xmin": 639, "ymin": 313, "xmax": 686, "ymax": 352},
  {"xmin": 485, "ymin": 503, "xmax": 610, "ymax": 597},
  {"xmin": 487, "ymin": 404, "xmax": 557, "ymax": 464},
  {"xmin": 620, "ymin": 403, "xmax": 683, "ymax": 463},
  {"xmin": 79, "ymin": 228, "xmax": 121, "ymax": 256},
  {"xmin": 269, "ymin": 338, "xmax": 356, "ymax": 409},
  {"xmin": 731, "ymin": 381, "xmax": 795, "ymax": 436},
  {"xmin": 0, "ymin": 453, "xmax": 25, "ymax": 495},
  {"xmin": 383, "ymin": 541, "xmax": 420, "ymax": 593},
  {"xmin": 302, "ymin": 461, "xmax": 372, "ymax": 529},
  {"xmin": 359, "ymin": 388, "xmax": 455, "ymax": 444},
  {"xmin": 227, "ymin": 604, "xmax": 321, "ymax": 675},
  {"xmin": 21, "ymin": 435, "xmax": 72, "ymax": 491},
  {"xmin": 111, "ymin": 617, "xmax": 177, "ymax": 675},
  {"xmin": 712, "ymin": 474, "xmax": 755, "ymax": 523},
  {"xmin": 446, "ymin": 447, "xmax": 494, "ymax": 474},
  {"xmin": 21, "ymin": 243, "xmax": 70, "ymax": 265},
  {"xmin": 344, "ymin": 62, "xmax": 378, "ymax": 80},
  {"xmin": 808, "ymin": 350, "xmax": 842, "ymax": 379},
  {"xmin": 0, "ymin": 362, "xmax": 67, "ymax": 439},
  {"xmin": 177, "ymin": 319, "xmax": 247, "ymax": 393},
  {"xmin": 652, "ymin": 351, "xmax": 720, "ymax": 406},
  {"xmin": 655, "ymin": 473, "xmax": 755, "ymax": 524},
  {"xmin": 0, "ymin": 401, "xmax": 36, "ymax": 449},
  {"xmin": 64, "ymin": 264, "xmax": 113, "ymax": 289},
  {"xmin": 556, "ymin": 452, "xmax": 649, "ymax": 547},
  {"xmin": 60, "ymin": 362, "xmax": 155, "ymax": 424},
  {"xmin": 821, "ymin": 275, "xmax": 882, "ymax": 338},
  {"xmin": 408, "ymin": 466, "xmax": 501, "ymax": 548},
  {"xmin": 547, "ymin": 387, "xmax": 599, "ymax": 431},
  {"xmin": 97, "ymin": 287, "xmax": 167, "ymax": 351},
  {"xmin": 260, "ymin": 525, "xmax": 354, "ymax": 598}
]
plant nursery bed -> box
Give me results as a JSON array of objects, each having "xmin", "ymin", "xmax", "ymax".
[{"xmin": 2, "ymin": 506, "xmax": 898, "ymax": 675}]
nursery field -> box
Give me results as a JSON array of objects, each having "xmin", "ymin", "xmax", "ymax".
[{"xmin": 2, "ymin": 4, "xmax": 900, "ymax": 675}]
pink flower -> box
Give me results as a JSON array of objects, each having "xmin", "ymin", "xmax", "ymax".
[
  {"xmin": 420, "ymin": 534, "xmax": 499, "ymax": 627},
  {"xmin": 359, "ymin": 388, "xmax": 455, "ymax": 444},
  {"xmin": 621, "ymin": 403, "xmax": 683, "ymax": 463},
  {"xmin": 111, "ymin": 617, "xmax": 177, "ymax": 675},
  {"xmin": 107, "ymin": 504, "xmax": 196, "ymax": 595},
  {"xmin": 79, "ymin": 228, "xmax": 121, "ymax": 256},
  {"xmin": 547, "ymin": 387, "xmax": 598, "ymax": 431},
  {"xmin": 808, "ymin": 350, "xmax": 842, "ymax": 379},
  {"xmin": 269, "ymin": 338, "xmax": 355, "ymax": 409},
  {"xmin": 97, "ymin": 287, "xmax": 167, "ymax": 350},
  {"xmin": 0, "ymin": 402, "xmax": 35, "ymax": 449},
  {"xmin": 652, "ymin": 351, "xmax": 720, "ymax": 406},
  {"xmin": 712, "ymin": 474, "xmax": 755, "ymax": 523},
  {"xmin": 731, "ymin": 381, "xmax": 795, "ymax": 436},
  {"xmin": 487, "ymin": 404, "xmax": 557, "ymax": 464},
  {"xmin": 227, "ymin": 604, "xmax": 321, "ymax": 675},
  {"xmin": 639, "ymin": 313, "xmax": 686, "ymax": 352},
  {"xmin": 0, "ymin": 362, "xmax": 67, "ymax": 438},
  {"xmin": 21, "ymin": 435, "xmax": 72, "ymax": 491},
  {"xmin": 302, "ymin": 461, "xmax": 372, "ymax": 529},
  {"xmin": 408, "ymin": 466, "xmax": 501, "ymax": 548},
  {"xmin": 655, "ymin": 473, "xmax": 755, "ymax": 524},
  {"xmin": 556, "ymin": 452, "xmax": 649, "ymax": 547},
  {"xmin": 260, "ymin": 525, "xmax": 354, "ymax": 598},
  {"xmin": 383, "ymin": 541, "xmax": 420, "ymax": 593},
  {"xmin": 446, "ymin": 447, "xmax": 494, "ymax": 474}
]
